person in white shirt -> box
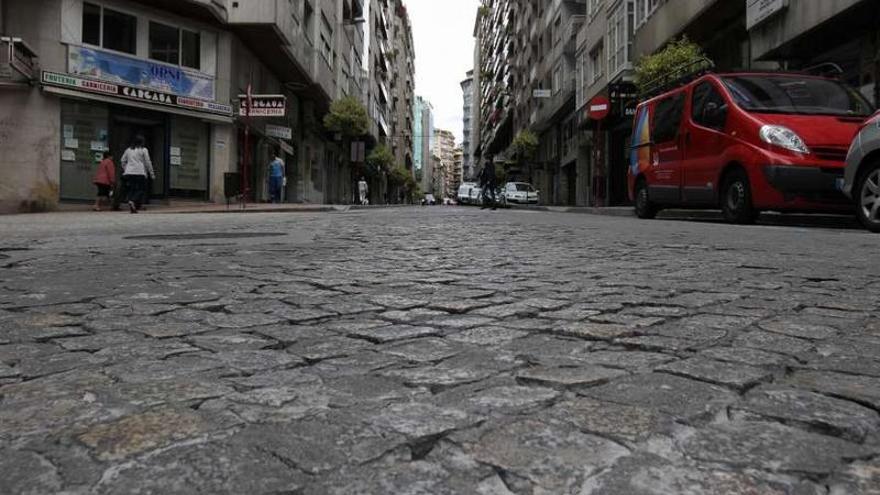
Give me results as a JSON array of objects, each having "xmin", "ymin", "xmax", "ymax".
[
  {"xmin": 120, "ymin": 135, "xmax": 155, "ymax": 214},
  {"xmin": 358, "ymin": 177, "xmax": 369, "ymax": 205}
]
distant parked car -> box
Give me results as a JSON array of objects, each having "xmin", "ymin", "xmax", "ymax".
[
  {"xmin": 458, "ymin": 182, "xmax": 477, "ymax": 205},
  {"xmin": 422, "ymin": 194, "xmax": 437, "ymax": 206},
  {"xmin": 843, "ymin": 110, "xmax": 880, "ymax": 232},
  {"xmin": 502, "ymin": 182, "xmax": 539, "ymax": 204},
  {"xmin": 470, "ymin": 186, "xmax": 482, "ymax": 205}
]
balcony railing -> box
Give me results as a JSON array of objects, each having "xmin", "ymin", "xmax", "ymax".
[{"xmin": 0, "ymin": 36, "xmax": 37, "ymax": 87}]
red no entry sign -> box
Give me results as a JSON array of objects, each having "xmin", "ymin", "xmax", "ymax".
[{"xmin": 587, "ymin": 95, "xmax": 610, "ymax": 121}]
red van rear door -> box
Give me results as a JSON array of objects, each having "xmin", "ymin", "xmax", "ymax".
[{"xmin": 648, "ymin": 92, "xmax": 686, "ymax": 204}]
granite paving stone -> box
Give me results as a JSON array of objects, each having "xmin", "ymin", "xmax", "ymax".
[{"xmin": 2, "ymin": 206, "xmax": 879, "ymax": 492}]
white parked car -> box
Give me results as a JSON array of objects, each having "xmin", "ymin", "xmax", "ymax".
[
  {"xmin": 458, "ymin": 182, "xmax": 477, "ymax": 205},
  {"xmin": 502, "ymin": 182, "xmax": 539, "ymax": 204},
  {"xmin": 469, "ymin": 186, "xmax": 482, "ymax": 205}
]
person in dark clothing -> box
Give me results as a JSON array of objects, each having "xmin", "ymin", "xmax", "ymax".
[{"xmin": 478, "ymin": 160, "xmax": 497, "ymax": 210}]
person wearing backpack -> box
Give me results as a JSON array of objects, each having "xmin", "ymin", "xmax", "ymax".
[{"xmin": 120, "ymin": 135, "xmax": 155, "ymax": 214}]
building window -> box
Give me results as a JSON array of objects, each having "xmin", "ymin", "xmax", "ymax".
[
  {"xmin": 82, "ymin": 3, "xmax": 101, "ymax": 46},
  {"xmin": 590, "ymin": 44, "xmax": 604, "ymax": 84},
  {"xmin": 102, "ymin": 7, "xmax": 137, "ymax": 54},
  {"xmin": 588, "ymin": 0, "xmax": 604, "ymax": 18},
  {"xmin": 553, "ymin": 64, "xmax": 563, "ymax": 94},
  {"xmin": 635, "ymin": 0, "xmax": 647, "ymax": 27},
  {"xmin": 150, "ymin": 22, "xmax": 180, "ymax": 65},
  {"xmin": 607, "ymin": 0, "xmax": 633, "ymax": 78},
  {"xmin": 82, "ymin": 3, "xmax": 136, "ymax": 55},
  {"xmin": 181, "ymin": 30, "xmax": 201, "ymax": 70},
  {"xmin": 319, "ymin": 13, "xmax": 333, "ymax": 67}
]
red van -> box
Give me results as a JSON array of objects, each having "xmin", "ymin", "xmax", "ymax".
[{"xmin": 628, "ymin": 71, "xmax": 875, "ymax": 223}]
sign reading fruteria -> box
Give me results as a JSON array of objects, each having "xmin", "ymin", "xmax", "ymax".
[
  {"xmin": 746, "ymin": 0, "xmax": 788, "ymax": 30},
  {"xmin": 41, "ymin": 71, "xmax": 233, "ymax": 116},
  {"xmin": 239, "ymin": 95, "xmax": 287, "ymax": 117}
]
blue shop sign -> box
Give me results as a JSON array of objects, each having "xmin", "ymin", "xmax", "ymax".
[{"xmin": 68, "ymin": 45, "xmax": 215, "ymax": 102}]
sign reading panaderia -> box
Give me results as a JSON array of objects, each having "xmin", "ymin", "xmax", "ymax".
[
  {"xmin": 42, "ymin": 71, "xmax": 233, "ymax": 116},
  {"xmin": 747, "ymin": 0, "xmax": 788, "ymax": 30},
  {"xmin": 239, "ymin": 95, "xmax": 287, "ymax": 117}
]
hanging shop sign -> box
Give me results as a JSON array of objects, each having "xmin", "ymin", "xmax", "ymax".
[
  {"xmin": 42, "ymin": 71, "xmax": 233, "ymax": 116},
  {"xmin": 746, "ymin": 0, "xmax": 788, "ymax": 30},
  {"xmin": 610, "ymin": 81, "xmax": 639, "ymax": 118},
  {"xmin": 533, "ymin": 89, "xmax": 552, "ymax": 98},
  {"xmin": 265, "ymin": 124, "xmax": 293, "ymax": 140},
  {"xmin": 68, "ymin": 46, "xmax": 216, "ymax": 101},
  {"xmin": 238, "ymin": 95, "xmax": 287, "ymax": 117}
]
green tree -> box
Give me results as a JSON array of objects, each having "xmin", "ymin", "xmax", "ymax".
[
  {"xmin": 366, "ymin": 144, "xmax": 394, "ymax": 177},
  {"xmin": 512, "ymin": 130, "xmax": 538, "ymax": 161},
  {"xmin": 323, "ymin": 96, "xmax": 369, "ymax": 137},
  {"xmin": 634, "ymin": 37, "xmax": 710, "ymax": 92}
]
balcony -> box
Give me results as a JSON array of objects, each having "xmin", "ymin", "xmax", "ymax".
[{"xmin": 0, "ymin": 36, "xmax": 38, "ymax": 88}]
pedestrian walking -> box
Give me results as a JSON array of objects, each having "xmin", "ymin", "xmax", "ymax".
[
  {"xmin": 267, "ymin": 150, "xmax": 285, "ymax": 204},
  {"xmin": 358, "ymin": 177, "xmax": 369, "ymax": 205},
  {"xmin": 92, "ymin": 151, "xmax": 115, "ymax": 212},
  {"xmin": 478, "ymin": 160, "xmax": 497, "ymax": 210},
  {"xmin": 120, "ymin": 135, "xmax": 154, "ymax": 214}
]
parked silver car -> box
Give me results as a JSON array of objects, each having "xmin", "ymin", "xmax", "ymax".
[{"xmin": 844, "ymin": 111, "xmax": 880, "ymax": 232}]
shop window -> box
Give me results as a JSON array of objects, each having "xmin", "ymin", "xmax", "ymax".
[
  {"xmin": 102, "ymin": 7, "xmax": 137, "ymax": 54},
  {"xmin": 150, "ymin": 22, "xmax": 180, "ymax": 65},
  {"xmin": 82, "ymin": 3, "xmax": 101, "ymax": 46},
  {"xmin": 181, "ymin": 30, "xmax": 201, "ymax": 70}
]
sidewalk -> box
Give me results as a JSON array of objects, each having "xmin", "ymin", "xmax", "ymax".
[{"xmin": 55, "ymin": 201, "xmax": 411, "ymax": 215}]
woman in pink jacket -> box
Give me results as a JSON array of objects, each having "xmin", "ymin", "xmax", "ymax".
[{"xmin": 93, "ymin": 151, "xmax": 115, "ymax": 211}]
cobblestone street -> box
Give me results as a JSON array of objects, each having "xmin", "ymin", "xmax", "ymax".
[{"xmin": 1, "ymin": 207, "xmax": 879, "ymax": 494}]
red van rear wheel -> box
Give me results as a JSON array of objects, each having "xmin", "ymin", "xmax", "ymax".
[
  {"xmin": 634, "ymin": 179, "xmax": 658, "ymax": 219},
  {"xmin": 721, "ymin": 170, "xmax": 757, "ymax": 224}
]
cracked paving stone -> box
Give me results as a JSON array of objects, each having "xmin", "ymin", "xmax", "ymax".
[
  {"xmin": 614, "ymin": 335, "xmax": 693, "ymax": 352},
  {"xmin": 655, "ymin": 357, "xmax": 773, "ymax": 392},
  {"xmin": 110, "ymin": 378, "xmax": 233, "ymax": 409},
  {"xmin": 223, "ymin": 298, "xmax": 292, "ymax": 314},
  {"xmin": 346, "ymin": 324, "xmax": 439, "ymax": 343},
  {"xmin": 552, "ymin": 321, "xmax": 637, "ymax": 341},
  {"xmin": 217, "ymin": 385, "xmax": 333, "ymax": 423},
  {"xmin": 322, "ymin": 319, "xmax": 391, "ymax": 334},
  {"xmin": 732, "ymin": 331, "xmax": 816, "ymax": 356},
  {"xmin": 502, "ymin": 334, "xmax": 594, "ymax": 366},
  {"xmin": 817, "ymin": 338, "xmax": 880, "ymax": 360},
  {"xmin": 498, "ymin": 318, "xmax": 555, "ymax": 331},
  {"xmin": 580, "ymin": 373, "xmax": 737, "ymax": 420},
  {"xmin": 447, "ymin": 326, "xmax": 529, "ymax": 345},
  {"xmin": 541, "ymin": 397, "xmax": 674, "ymax": 444},
  {"xmin": 422, "ymin": 315, "xmax": 496, "ymax": 329},
  {"xmin": 472, "ymin": 418, "xmax": 629, "ymax": 494},
  {"xmin": 213, "ymin": 349, "xmax": 303, "ymax": 373},
  {"xmin": 786, "ymin": 370, "xmax": 880, "ymax": 410},
  {"xmin": 228, "ymin": 386, "xmax": 301, "ymax": 407},
  {"xmin": 458, "ymin": 385, "xmax": 559, "ymax": 415},
  {"xmin": 380, "ymin": 364, "xmax": 496, "ymax": 389},
  {"xmin": 379, "ymin": 337, "xmax": 461, "ymax": 363},
  {"xmin": 367, "ymin": 402, "xmax": 480, "ymax": 439},
  {"xmin": 160, "ymin": 308, "xmax": 218, "ymax": 322},
  {"xmin": 428, "ymin": 299, "xmax": 494, "ymax": 313},
  {"xmin": 0, "ymin": 448, "xmax": 63, "ymax": 495},
  {"xmin": 306, "ymin": 351, "xmax": 405, "ymax": 378},
  {"xmin": 302, "ymin": 459, "xmax": 483, "ymax": 495},
  {"xmin": 250, "ymin": 324, "xmax": 326, "ymax": 344},
  {"xmin": 204, "ymin": 312, "xmax": 286, "ymax": 329},
  {"xmin": 591, "ymin": 313, "xmax": 666, "ymax": 328},
  {"xmin": 680, "ymin": 421, "xmax": 872, "ymax": 475},
  {"xmin": 516, "ymin": 365, "xmax": 626, "ymax": 389},
  {"xmin": 55, "ymin": 332, "xmax": 142, "ymax": 352},
  {"xmin": 104, "ymin": 355, "xmax": 225, "ymax": 383},
  {"xmin": 287, "ymin": 336, "xmax": 373, "ymax": 362},
  {"xmin": 93, "ymin": 435, "xmax": 308, "ymax": 495},
  {"xmin": 698, "ymin": 346, "xmax": 791, "ymax": 367},
  {"xmin": 621, "ymin": 305, "xmax": 690, "ymax": 318},
  {"xmin": 321, "ymin": 300, "xmax": 384, "ymax": 315},
  {"xmin": 228, "ymin": 368, "xmax": 322, "ymax": 389},
  {"xmin": 581, "ymin": 350, "xmax": 677, "ymax": 371},
  {"xmin": 379, "ymin": 308, "xmax": 449, "ymax": 324},
  {"xmin": 18, "ymin": 351, "xmax": 108, "ymax": 379},
  {"xmin": 323, "ymin": 374, "xmax": 427, "ymax": 407},
  {"xmin": 471, "ymin": 302, "xmax": 539, "ymax": 319},
  {"xmin": 129, "ymin": 321, "xmax": 214, "ymax": 339},
  {"xmin": 732, "ymin": 386, "xmax": 880, "ymax": 443},
  {"xmin": 580, "ymin": 452, "xmax": 817, "ymax": 495},
  {"xmin": 77, "ymin": 407, "xmax": 236, "ymax": 461},
  {"xmin": 539, "ymin": 306, "xmax": 603, "ymax": 321},
  {"xmin": 271, "ymin": 306, "xmax": 338, "ymax": 323},
  {"xmin": 829, "ymin": 459, "xmax": 880, "ymax": 495},
  {"xmin": 665, "ymin": 292, "xmax": 741, "ymax": 308},
  {"xmin": 186, "ymin": 330, "xmax": 276, "ymax": 352},
  {"xmin": 801, "ymin": 355, "xmax": 880, "ymax": 378},
  {"xmin": 241, "ymin": 412, "xmax": 407, "ymax": 475},
  {"xmin": 369, "ymin": 294, "xmax": 427, "ymax": 309},
  {"xmin": 94, "ymin": 341, "xmax": 201, "ymax": 362},
  {"xmin": 759, "ymin": 319, "xmax": 838, "ymax": 340}
]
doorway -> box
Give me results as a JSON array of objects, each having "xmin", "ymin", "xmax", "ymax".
[{"xmin": 110, "ymin": 110, "xmax": 167, "ymax": 200}]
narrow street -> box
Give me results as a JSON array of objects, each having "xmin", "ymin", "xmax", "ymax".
[{"xmin": 0, "ymin": 207, "xmax": 878, "ymax": 494}]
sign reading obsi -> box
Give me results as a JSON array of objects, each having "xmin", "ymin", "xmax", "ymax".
[
  {"xmin": 587, "ymin": 95, "xmax": 610, "ymax": 121},
  {"xmin": 239, "ymin": 95, "xmax": 287, "ymax": 117}
]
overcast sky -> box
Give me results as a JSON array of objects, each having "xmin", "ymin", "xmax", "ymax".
[{"xmin": 408, "ymin": 0, "xmax": 480, "ymax": 144}]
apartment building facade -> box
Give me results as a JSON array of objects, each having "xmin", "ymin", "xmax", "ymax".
[
  {"xmin": 461, "ymin": 70, "xmax": 474, "ymax": 181},
  {"xmin": 0, "ymin": 0, "xmax": 380, "ymax": 212},
  {"xmin": 432, "ymin": 128, "xmax": 455, "ymax": 198},
  {"xmin": 413, "ymin": 95, "xmax": 434, "ymax": 192}
]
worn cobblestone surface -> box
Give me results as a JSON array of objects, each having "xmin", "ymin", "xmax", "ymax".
[{"xmin": 0, "ymin": 207, "xmax": 879, "ymax": 494}]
